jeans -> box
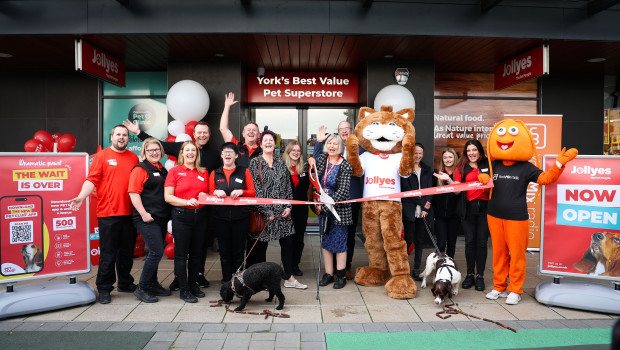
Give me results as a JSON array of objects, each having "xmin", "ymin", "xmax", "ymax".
[
  {"xmin": 345, "ymin": 202, "xmax": 361, "ymax": 270},
  {"xmin": 96, "ymin": 215, "xmax": 137, "ymax": 292},
  {"xmin": 462, "ymin": 199, "xmax": 489, "ymax": 276},
  {"xmin": 135, "ymin": 219, "xmax": 167, "ymax": 290},
  {"xmin": 215, "ymin": 217, "xmax": 249, "ymax": 282},
  {"xmin": 171, "ymin": 207, "xmax": 207, "ymax": 290},
  {"xmin": 435, "ymin": 216, "xmax": 460, "ymax": 258}
]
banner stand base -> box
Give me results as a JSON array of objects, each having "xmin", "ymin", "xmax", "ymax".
[
  {"xmin": 535, "ymin": 279, "xmax": 620, "ymax": 315},
  {"xmin": 0, "ymin": 279, "xmax": 96, "ymax": 319}
]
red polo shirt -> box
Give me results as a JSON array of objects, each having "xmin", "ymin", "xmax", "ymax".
[
  {"xmin": 231, "ymin": 136, "xmax": 259, "ymax": 157},
  {"xmin": 164, "ymin": 164, "xmax": 209, "ymax": 209}
]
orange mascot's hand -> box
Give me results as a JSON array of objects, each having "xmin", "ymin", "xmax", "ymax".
[
  {"xmin": 478, "ymin": 173, "xmax": 490, "ymax": 185},
  {"xmin": 556, "ymin": 147, "xmax": 578, "ymax": 167}
]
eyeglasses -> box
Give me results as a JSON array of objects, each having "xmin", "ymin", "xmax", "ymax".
[
  {"xmin": 221, "ymin": 150, "xmax": 235, "ymax": 155},
  {"xmin": 145, "ymin": 149, "xmax": 161, "ymax": 154},
  {"xmin": 338, "ymin": 127, "xmax": 351, "ymax": 131}
]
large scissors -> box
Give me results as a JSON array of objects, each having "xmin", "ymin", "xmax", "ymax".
[{"xmin": 308, "ymin": 162, "xmax": 341, "ymax": 222}]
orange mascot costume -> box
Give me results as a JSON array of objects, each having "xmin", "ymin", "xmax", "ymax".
[
  {"xmin": 346, "ymin": 106, "xmax": 417, "ymax": 299},
  {"xmin": 478, "ymin": 119, "xmax": 578, "ymax": 305}
]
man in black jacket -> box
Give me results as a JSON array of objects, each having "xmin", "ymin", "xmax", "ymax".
[{"xmin": 219, "ymin": 92, "xmax": 262, "ymax": 168}]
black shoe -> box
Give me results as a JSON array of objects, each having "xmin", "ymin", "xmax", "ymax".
[
  {"xmin": 134, "ymin": 287, "xmax": 158, "ymax": 303},
  {"xmin": 197, "ymin": 274, "xmax": 210, "ymax": 288},
  {"xmin": 117, "ymin": 284, "xmax": 137, "ymax": 293},
  {"xmin": 179, "ymin": 289, "xmax": 198, "ymax": 303},
  {"xmin": 169, "ymin": 278, "xmax": 180, "ymax": 291},
  {"xmin": 475, "ymin": 276, "xmax": 485, "ymax": 291},
  {"xmin": 333, "ymin": 275, "xmax": 347, "ymax": 289},
  {"xmin": 148, "ymin": 283, "xmax": 172, "ymax": 296},
  {"xmin": 461, "ymin": 274, "xmax": 475, "ymax": 289},
  {"xmin": 412, "ymin": 269, "xmax": 423, "ymax": 281},
  {"xmin": 98, "ymin": 290, "xmax": 111, "ymax": 304},
  {"xmin": 189, "ymin": 283, "xmax": 206, "ymax": 298},
  {"xmin": 293, "ymin": 265, "xmax": 303, "ymax": 277},
  {"xmin": 319, "ymin": 273, "xmax": 334, "ymax": 287}
]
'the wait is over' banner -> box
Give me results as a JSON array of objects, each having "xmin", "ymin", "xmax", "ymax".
[{"xmin": 0, "ymin": 153, "xmax": 90, "ymax": 283}]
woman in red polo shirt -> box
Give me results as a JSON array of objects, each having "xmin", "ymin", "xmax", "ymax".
[{"xmin": 164, "ymin": 141, "xmax": 209, "ymax": 303}]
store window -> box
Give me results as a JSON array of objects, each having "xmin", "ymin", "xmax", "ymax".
[
  {"xmin": 434, "ymin": 73, "xmax": 539, "ymax": 169},
  {"xmin": 101, "ymin": 72, "xmax": 167, "ymax": 157}
]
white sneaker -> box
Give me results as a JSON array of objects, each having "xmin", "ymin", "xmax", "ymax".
[
  {"xmin": 485, "ymin": 289, "xmax": 508, "ymax": 300},
  {"xmin": 284, "ymin": 280, "xmax": 308, "ymax": 289},
  {"xmin": 506, "ymin": 292, "xmax": 521, "ymax": 305}
]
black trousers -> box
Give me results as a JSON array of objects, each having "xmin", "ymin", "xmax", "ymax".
[
  {"xmin": 403, "ymin": 218, "xmax": 429, "ymax": 271},
  {"xmin": 198, "ymin": 206, "xmax": 212, "ymax": 276},
  {"xmin": 245, "ymin": 234, "xmax": 295, "ymax": 278},
  {"xmin": 461, "ymin": 199, "xmax": 489, "ymax": 276},
  {"xmin": 96, "ymin": 215, "xmax": 137, "ymax": 292},
  {"xmin": 171, "ymin": 207, "xmax": 207, "ymax": 290},
  {"xmin": 291, "ymin": 205, "xmax": 308, "ymax": 267},
  {"xmin": 435, "ymin": 216, "xmax": 460, "ymax": 259},
  {"xmin": 215, "ymin": 217, "xmax": 249, "ymax": 282}
]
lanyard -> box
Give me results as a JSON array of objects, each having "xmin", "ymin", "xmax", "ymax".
[{"xmin": 323, "ymin": 156, "xmax": 341, "ymax": 187}]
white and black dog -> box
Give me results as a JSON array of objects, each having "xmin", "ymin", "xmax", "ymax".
[
  {"xmin": 420, "ymin": 252, "xmax": 461, "ymax": 304},
  {"xmin": 220, "ymin": 262, "xmax": 287, "ymax": 311},
  {"xmin": 22, "ymin": 243, "xmax": 43, "ymax": 273}
]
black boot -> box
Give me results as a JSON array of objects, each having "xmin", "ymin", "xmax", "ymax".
[
  {"xmin": 179, "ymin": 289, "xmax": 198, "ymax": 303},
  {"xmin": 190, "ymin": 282, "xmax": 206, "ymax": 298},
  {"xmin": 462, "ymin": 274, "xmax": 475, "ymax": 289},
  {"xmin": 475, "ymin": 275, "xmax": 485, "ymax": 291},
  {"xmin": 412, "ymin": 269, "xmax": 423, "ymax": 281},
  {"xmin": 319, "ymin": 273, "xmax": 334, "ymax": 287},
  {"xmin": 169, "ymin": 277, "xmax": 180, "ymax": 291},
  {"xmin": 333, "ymin": 270, "xmax": 347, "ymax": 289}
]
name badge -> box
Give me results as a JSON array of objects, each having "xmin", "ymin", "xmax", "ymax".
[
  {"xmin": 107, "ymin": 159, "xmax": 117, "ymax": 166},
  {"xmin": 153, "ymin": 172, "xmax": 161, "ymax": 177},
  {"xmin": 197, "ymin": 175, "xmax": 205, "ymax": 181},
  {"xmin": 235, "ymin": 178, "xmax": 243, "ymax": 183},
  {"xmin": 300, "ymin": 173, "xmax": 306, "ymax": 177},
  {"xmin": 480, "ymin": 168, "xmax": 489, "ymax": 172}
]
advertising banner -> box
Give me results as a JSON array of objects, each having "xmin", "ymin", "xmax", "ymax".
[
  {"xmin": 540, "ymin": 155, "xmax": 620, "ymax": 281},
  {"xmin": 247, "ymin": 72, "xmax": 358, "ymax": 103},
  {"xmin": 504, "ymin": 114, "xmax": 563, "ymax": 249},
  {"xmin": 0, "ymin": 153, "xmax": 90, "ymax": 283},
  {"xmin": 494, "ymin": 45, "xmax": 548, "ymax": 90},
  {"xmin": 75, "ymin": 40, "xmax": 126, "ymax": 87}
]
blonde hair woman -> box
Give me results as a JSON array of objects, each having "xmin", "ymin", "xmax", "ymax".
[{"xmin": 432, "ymin": 147, "xmax": 460, "ymax": 259}]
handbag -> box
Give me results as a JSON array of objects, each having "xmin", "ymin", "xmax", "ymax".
[{"xmin": 249, "ymin": 158, "xmax": 266, "ymax": 234}]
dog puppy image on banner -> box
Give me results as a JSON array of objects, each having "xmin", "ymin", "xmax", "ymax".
[
  {"xmin": 478, "ymin": 119, "xmax": 578, "ymax": 305},
  {"xmin": 346, "ymin": 106, "xmax": 417, "ymax": 299},
  {"xmin": 574, "ymin": 231, "xmax": 620, "ymax": 277}
]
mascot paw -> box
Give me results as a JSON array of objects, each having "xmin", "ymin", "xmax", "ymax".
[
  {"xmin": 478, "ymin": 173, "xmax": 491, "ymax": 184},
  {"xmin": 346, "ymin": 134, "xmax": 359, "ymax": 150},
  {"xmin": 557, "ymin": 147, "xmax": 579, "ymax": 166},
  {"xmin": 385, "ymin": 275, "xmax": 417, "ymax": 299},
  {"xmin": 354, "ymin": 267, "xmax": 391, "ymax": 286}
]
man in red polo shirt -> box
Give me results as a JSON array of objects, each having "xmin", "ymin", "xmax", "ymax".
[
  {"xmin": 219, "ymin": 92, "xmax": 262, "ymax": 168},
  {"xmin": 71, "ymin": 125, "xmax": 139, "ymax": 304}
]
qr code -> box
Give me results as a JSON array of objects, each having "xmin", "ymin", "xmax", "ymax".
[{"xmin": 10, "ymin": 221, "xmax": 33, "ymax": 244}]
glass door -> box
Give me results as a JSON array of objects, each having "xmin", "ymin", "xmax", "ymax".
[
  {"xmin": 254, "ymin": 108, "xmax": 299, "ymax": 157},
  {"xmin": 306, "ymin": 108, "xmax": 356, "ymax": 157}
]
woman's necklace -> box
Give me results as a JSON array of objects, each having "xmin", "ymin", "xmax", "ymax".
[{"xmin": 323, "ymin": 156, "xmax": 341, "ymax": 187}]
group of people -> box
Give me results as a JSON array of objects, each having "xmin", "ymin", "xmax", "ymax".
[{"xmin": 70, "ymin": 90, "xmax": 499, "ymax": 305}]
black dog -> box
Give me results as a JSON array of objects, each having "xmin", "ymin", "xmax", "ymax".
[{"xmin": 220, "ymin": 262, "xmax": 287, "ymax": 311}]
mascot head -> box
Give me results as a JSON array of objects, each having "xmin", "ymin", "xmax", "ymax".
[
  {"xmin": 487, "ymin": 119, "xmax": 537, "ymax": 163},
  {"xmin": 355, "ymin": 106, "xmax": 415, "ymax": 154}
]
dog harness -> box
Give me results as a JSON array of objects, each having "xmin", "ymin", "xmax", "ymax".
[
  {"xmin": 437, "ymin": 262, "xmax": 457, "ymax": 284},
  {"xmin": 231, "ymin": 271, "xmax": 255, "ymax": 297}
]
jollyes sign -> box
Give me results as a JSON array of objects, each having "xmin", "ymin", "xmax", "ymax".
[
  {"xmin": 75, "ymin": 40, "xmax": 126, "ymax": 87},
  {"xmin": 495, "ymin": 45, "xmax": 548, "ymax": 90},
  {"xmin": 247, "ymin": 72, "xmax": 358, "ymax": 103}
]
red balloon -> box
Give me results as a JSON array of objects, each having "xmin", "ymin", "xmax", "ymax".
[
  {"xmin": 24, "ymin": 139, "xmax": 49, "ymax": 152},
  {"xmin": 33, "ymin": 130, "xmax": 54, "ymax": 150},
  {"xmin": 57, "ymin": 134, "xmax": 76, "ymax": 152},
  {"xmin": 165, "ymin": 232, "xmax": 174, "ymax": 244},
  {"xmin": 185, "ymin": 121, "xmax": 198, "ymax": 138},
  {"xmin": 167, "ymin": 155, "xmax": 177, "ymax": 163},
  {"xmin": 51, "ymin": 133, "xmax": 63, "ymax": 142},
  {"xmin": 164, "ymin": 243, "xmax": 175, "ymax": 259},
  {"xmin": 166, "ymin": 134, "xmax": 176, "ymax": 143}
]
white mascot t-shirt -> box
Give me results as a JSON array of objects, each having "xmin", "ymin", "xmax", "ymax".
[{"xmin": 359, "ymin": 152, "xmax": 408, "ymax": 202}]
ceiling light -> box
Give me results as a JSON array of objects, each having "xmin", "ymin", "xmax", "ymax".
[
  {"xmin": 0, "ymin": 53, "xmax": 13, "ymax": 58},
  {"xmin": 587, "ymin": 57, "xmax": 606, "ymax": 63},
  {"xmin": 214, "ymin": 53, "xmax": 224, "ymax": 57},
  {"xmin": 384, "ymin": 54, "xmax": 394, "ymax": 59}
]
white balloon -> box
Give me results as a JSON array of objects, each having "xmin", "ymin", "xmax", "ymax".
[
  {"xmin": 167, "ymin": 220, "xmax": 172, "ymax": 234},
  {"xmin": 165, "ymin": 159, "xmax": 175, "ymax": 171},
  {"xmin": 166, "ymin": 80, "xmax": 210, "ymax": 123},
  {"xmin": 167, "ymin": 120, "xmax": 185, "ymax": 137},
  {"xmin": 175, "ymin": 133, "xmax": 192, "ymax": 142},
  {"xmin": 373, "ymin": 84, "xmax": 416, "ymax": 112}
]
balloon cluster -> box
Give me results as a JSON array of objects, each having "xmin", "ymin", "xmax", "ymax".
[
  {"xmin": 164, "ymin": 220, "xmax": 175, "ymax": 259},
  {"xmin": 24, "ymin": 130, "xmax": 76, "ymax": 153},
  {"xmin": 163, "ymin": 80, "xmax": 210, "ymax": 171}
]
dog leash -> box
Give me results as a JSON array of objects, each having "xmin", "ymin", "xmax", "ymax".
[
  {"xmin": 422, "ymin": 217, "xmax": 444, "ymax": 258},
  {"xmin": 209, "ymin": 300, "xmax": 291, "ymax": 319},
  {"xmin": 436, "ymin": 303, "xmax": 517, "ymax": 333}
]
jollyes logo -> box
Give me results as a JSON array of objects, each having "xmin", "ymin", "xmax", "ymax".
[
  {"xmin": 570, "ymin": 165, "xmax": 612, "ymax": 176},
  {"xmin": 365, "ymin": 176, "xmax": 395, "ymax": 186}
]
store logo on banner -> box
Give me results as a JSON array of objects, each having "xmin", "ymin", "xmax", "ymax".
[
  {"xmin": 556, "ymin": 184, "xmax": 619, "ymax": 230},
  {"xmin": 75, "ymin": 40, "xmax": 126, "ymax": 87},
  {"xmin": 247, "ymin": 72, "xmax": 358, "ymax": 103},
  {"xmin": 569, "ymin": 165, "xmax": 612, "ymax": 179},
  {"xmin": 495, "ymin": 45, "xmax": 548, "ymax": 90}
]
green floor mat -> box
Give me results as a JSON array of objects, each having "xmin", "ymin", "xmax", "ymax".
[
  {"xmin": 0, "ymin": 331, "xmax": 155, "ymax": 350},
  {"xmin": 325, "ymin": 328, "xmax": 610, "ymax": 350}
]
